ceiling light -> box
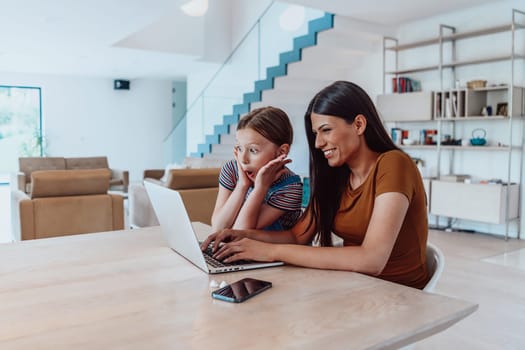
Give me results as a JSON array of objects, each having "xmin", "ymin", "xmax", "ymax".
[
  {"xmin": 279, "ymin": 5, "xmax": 305, "ymax": 32},
  {"xmin": 181, "ymin": 0, "xmax": 209, "ymax": 17}
]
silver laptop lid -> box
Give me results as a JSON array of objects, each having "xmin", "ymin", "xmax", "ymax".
[{"xmin": 144, "ymin": 181, "xmax": 210, "ymax": 273}]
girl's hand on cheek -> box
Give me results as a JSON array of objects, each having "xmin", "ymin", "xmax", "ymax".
[
  {"xmin": 255, "ymin": 154, "xmax": 291, "ymax": 188},
  {"xmin": 234, "ymin": 149, "xmax": 252, "ymax": 189}
]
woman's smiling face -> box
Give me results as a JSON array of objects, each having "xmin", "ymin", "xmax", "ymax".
[
  {"xmin": 310, "ymin": 113, "xmax": 360, "ymax": 167},
  {"xmin": 235, "ymin": 128, "xmax": 281, "ymax": 181}
]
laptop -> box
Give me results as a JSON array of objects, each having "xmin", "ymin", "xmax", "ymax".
[{"xmin": 144, "ymin": 181, "xmax": 284, "ymax": 274}]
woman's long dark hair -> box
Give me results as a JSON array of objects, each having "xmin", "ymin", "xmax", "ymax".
[{"xmin": 304, "ymin": 81, "xmax": 399, "ymax": 246}]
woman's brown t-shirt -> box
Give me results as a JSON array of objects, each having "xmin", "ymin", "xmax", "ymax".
[{"xmin": 293, "ymin": 150, "xmax": 430, "ymax": 289}]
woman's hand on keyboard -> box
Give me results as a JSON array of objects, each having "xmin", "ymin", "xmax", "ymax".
[
  {"xmin": 200, "ymin": 229, "xmax": 246, "ymax": 253},
  {"xmin": 213, "ymin": 238, "xmax": 275, "ymax": 263}
]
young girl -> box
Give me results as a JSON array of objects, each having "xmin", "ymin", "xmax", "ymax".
[{"xmin": 211, "ymin": 106, "xmax": 303, "ymax": 231}]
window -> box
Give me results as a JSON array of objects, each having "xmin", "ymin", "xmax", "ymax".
[{"xmin": 0, "ymin": 85, "xmax": 42, "ymax": 174}]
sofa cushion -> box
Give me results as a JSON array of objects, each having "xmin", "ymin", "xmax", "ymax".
[
  {"xmin": 31, "ymin": 169, "xmax": 111, "ymax": 198},
  {"xmin": 65, "ymin": 156, "xmax": 109, "ymax": 170}
]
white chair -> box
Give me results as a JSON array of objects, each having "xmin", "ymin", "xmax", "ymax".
[
  {"xmin": 423, "ymin": 242, "xmax": 445, "ymax": 292},
  {"xmin": 401, "ymin": 243, "xmax": 445, "ymax": 349}
]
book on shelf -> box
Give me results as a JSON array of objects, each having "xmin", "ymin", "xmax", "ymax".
[
  {"xmin": 391, "ymin": 76, "xmax": 421, "ymax": 93},
  {"xmin": 445, "ymin": 97, "xmax": 452, "ymax": 118},
  {"xmin": 452, "ymin": 94, "xmax": 458, "ymax": 117}
]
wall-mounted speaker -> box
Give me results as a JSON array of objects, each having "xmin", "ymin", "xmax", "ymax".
[{"xmin": 114, "ymin": 79, "xmax": 130, "ymax": 90}]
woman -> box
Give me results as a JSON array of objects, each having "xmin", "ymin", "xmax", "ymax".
[{"xmin": 202, "ymin": 81, "xmax": 430, "ymax": 289}]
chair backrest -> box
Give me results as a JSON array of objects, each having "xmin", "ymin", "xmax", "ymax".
[
  {"xmin": 165, "ymin": 168, "xmax": 220, "ymax": 225},
  {"xmin": 423, "ymin": 242, "xmax": 445, "ymax": 292}
]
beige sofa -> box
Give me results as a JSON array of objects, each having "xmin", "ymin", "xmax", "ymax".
[
  {"xmin": 129, "ymin": 168, "xmax": 221, "ymax": 228},
  {"xmin": 16, "ymin": 156, "xmax": 129, "ymax": 193},
  {"xmin": 11, "ymin": 169, "xmax": 124, "ymax": 241}
]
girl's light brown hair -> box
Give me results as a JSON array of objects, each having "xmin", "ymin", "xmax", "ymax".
[{"xmin": 237, "ymin": 106, "xmax": 293, "ymax": 146}]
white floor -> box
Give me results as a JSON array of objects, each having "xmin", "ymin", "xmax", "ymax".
[{"xmin": 482, "ymin": 247, "xmax": 525, "ymax": 271}]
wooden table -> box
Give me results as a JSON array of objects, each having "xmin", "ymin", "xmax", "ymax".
[{"xmin": 0, "ymin": 225, "xmax": 477, "ymax": 349}]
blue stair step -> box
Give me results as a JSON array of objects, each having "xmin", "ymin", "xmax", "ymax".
[
  {"xmin": 214, "ymin": 124, "xmax": 229, "ymax": 136},
  {"xmin": 254, "ymin": 78, "xmax": 274, "ymax": 92},
  {"xmin": 223, "ymin": 114, "xmax": 239, "ymax": 125},
  {"xmin": 243, "ymin": 91, "xmax": 261, "ymax": 104},
  {"xmin": 233, "ymin": 104, "xmax": 250, "ymax": 116},
  {"xmin": 266, "ymin": 65, "xmax": 287, "ymax": 79},
  {"xmin": 279, "ymin": 49, "xmax": 302, "ymax": 65},
  {"xmin": 308, "ymin": 13, "xmax": 334, "ymax": 33},
  {"xmin": 293, "ymin": 33, "xmax": 316, "ymax": 49},
  {"xmin": 197, "ymin": 143, "xmax": 211, "ymax": 155},
  {"xmin": 206, "ymin": 134, "xmax": 219, "ymax": 145}
]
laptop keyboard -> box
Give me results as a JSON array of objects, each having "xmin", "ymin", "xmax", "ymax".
[{"xmin": 203, "ymin": 246, "xmax": 247, "ymax": 267}]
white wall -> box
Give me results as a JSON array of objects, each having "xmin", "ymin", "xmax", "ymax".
[{"xmin": 0, "ymin": 72, "xmax": 172, "ymax": 182}]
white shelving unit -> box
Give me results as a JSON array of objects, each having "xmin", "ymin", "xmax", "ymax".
[{"xmin": 378, "ymin": 9, "xmax": 525, "ymax": 239}]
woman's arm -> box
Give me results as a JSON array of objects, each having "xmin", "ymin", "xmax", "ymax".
[{"xmin": 215, "ymin": 192, "xmax": 409, "ymax": 275}]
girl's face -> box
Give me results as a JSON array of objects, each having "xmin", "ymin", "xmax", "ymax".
[
  {"xmin": 235, "ymin": 128, "xmax": 282, "ymax": 181},
  {"xmin": 310, "ymin": 113, "xmax": 362, "ymax": 167}
]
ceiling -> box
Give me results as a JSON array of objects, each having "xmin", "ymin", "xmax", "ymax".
[{"xmin": 0, "ymin": 0, "xmax": 500, "ymax": 80}]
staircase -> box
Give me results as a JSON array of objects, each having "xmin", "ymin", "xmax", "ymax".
[{"xmin": 193, "ymin": 14, "xmax": 383, "ymax": 176}]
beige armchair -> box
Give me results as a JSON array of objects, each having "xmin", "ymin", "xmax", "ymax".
[
  {"xmin": 16, "ymin": 156, "xmax": 129, "ymax": 194},
  {"xmin": 11, "ymin": 169, "xmax": 124, "ymax": 241},
  {"xmin": 129, "ymin": 168, "xmax": 220, "ymax": 228}
]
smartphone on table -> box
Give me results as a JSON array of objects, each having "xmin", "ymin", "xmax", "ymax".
[{"xmin": 211, "ymin": 278, "xmax": 272, "ymax": 303}]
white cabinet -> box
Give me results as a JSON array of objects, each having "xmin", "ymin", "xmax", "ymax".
[
  {"xmin": 377, "ymin": 91, "xmax": 433, "ymax": 121},
  {"xmin": 430, "ymin": 181, "xmax": 519, "ymax": 224}
]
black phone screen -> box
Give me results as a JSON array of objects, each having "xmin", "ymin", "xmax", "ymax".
[{"xmin": 211, "ymin": 278, "xmax": 272, "ymax": 303}]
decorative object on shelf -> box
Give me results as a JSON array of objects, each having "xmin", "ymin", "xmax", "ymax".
[
  {"xmin": 424, "ymin": 129, "xmax": 438, "ymax": 145},
  {"xmin": 466, "ymin": 79, "xmax": 487, "ymax": 89},
  {"xmin": 470, "ymin": 128, "xmax": 487, "ymax": 146},
  {"xmin": 496, "ymin": 102, "xmax": 508, "ymax": 116},
  {"xmin": 391, "ymin": 128, "xmax": 402, "ymax": 145}
]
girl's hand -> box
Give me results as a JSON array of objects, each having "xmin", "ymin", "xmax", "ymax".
[
  {"xmin": 254, "ymin": 154, "xmax": 292, "ymax": 189},
  {"xmin": 200, "ymin": 228, "xmax": 246, "ymax": 253},
  {"xmin": 233, "ymin": 147, "xmax": 252, "ymax": 189},
  {"xmin": 213, "ymin": 238, "xmax": 276, "ymax": 263}
]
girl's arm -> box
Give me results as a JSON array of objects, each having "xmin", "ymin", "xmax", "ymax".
[
  {"xmin": 215, "ymin": 192, "xmax": 409, "ymax": 276},
  {"xmin": 211, "ymin": 184, "xmax": 249, "ymax": 231},
  {"xmin": 232, "ymin": 187, "xmax": 288, "ymax": 229}
]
